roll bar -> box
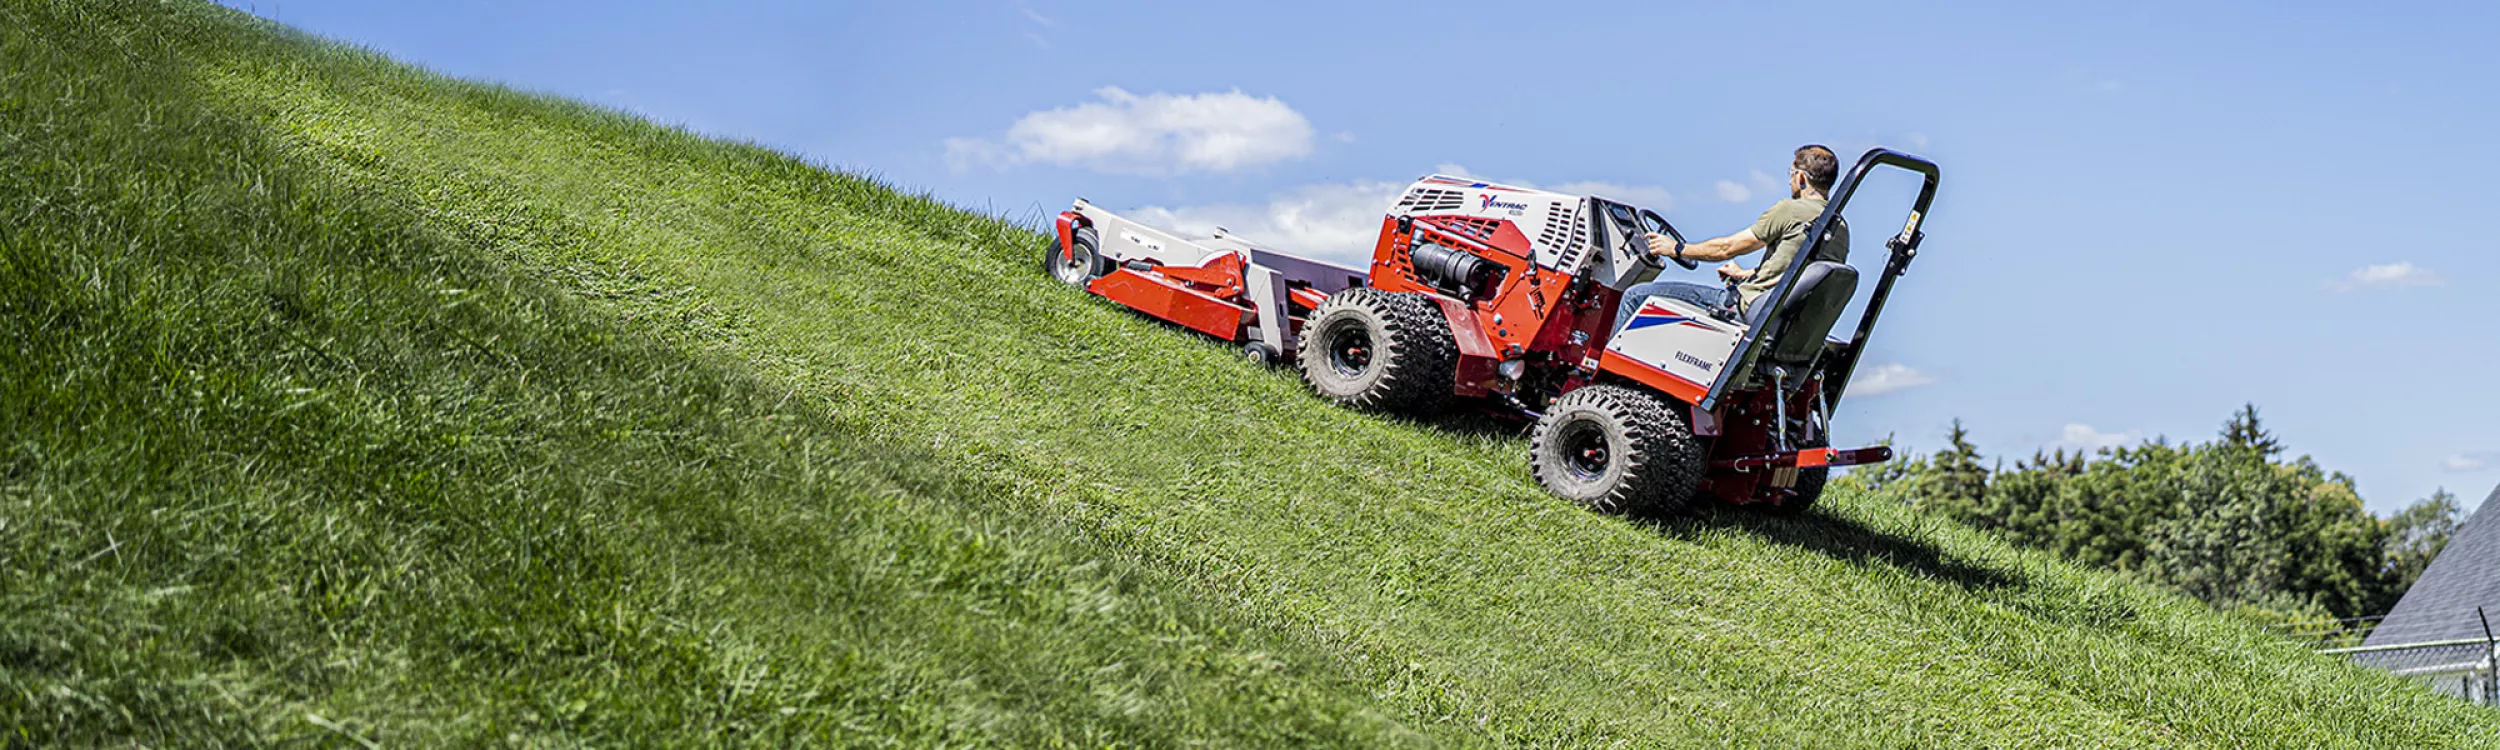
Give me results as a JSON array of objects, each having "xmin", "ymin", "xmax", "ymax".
[{"xmin": 1699, "ymin": 148, "xmax": 1940, "ymax": 411}]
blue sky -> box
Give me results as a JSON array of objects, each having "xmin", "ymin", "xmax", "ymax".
[{"xmin": 220, "ymin": 0, "xmax": 2500, "ymax": 514}]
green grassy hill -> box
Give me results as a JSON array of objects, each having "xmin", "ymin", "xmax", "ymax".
[{"xmin": 4, "ymin": 1, "xmax": 2492, "ymax": 746}]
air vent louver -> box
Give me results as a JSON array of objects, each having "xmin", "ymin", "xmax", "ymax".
[
  {"xmin": 1542, "ymin": 202, "xmax": 1590, "ymax": 268},
  {"xmin": 1395, "ymin": 188, "xmax": 1464, "ymax": 214}
]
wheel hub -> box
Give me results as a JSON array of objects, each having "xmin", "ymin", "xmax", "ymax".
[
  {"xmin": 1558, "ymin": 419, "xmax": 1611, "ymax": 481},
  {"xmin": 1052, "ymin": 248, "xmax": 1086, "ymax": 283},
  {"xmin": 1325, "ymin": 324, "xmax": 1374, "ymax": 378}
]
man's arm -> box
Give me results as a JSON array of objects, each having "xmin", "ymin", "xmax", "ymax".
[{"xmin": 1646, "ymin": 230, "xmax": 1764, "ymax": 263}]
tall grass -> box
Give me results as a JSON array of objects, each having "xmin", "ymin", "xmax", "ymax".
[
  {"xmin": 1, "ymin": 2, "xmax": 1438, "ymax": 746},
  {"xmin": 4, "ymin": 0, "xmax": 2494, "ymax": 746}
]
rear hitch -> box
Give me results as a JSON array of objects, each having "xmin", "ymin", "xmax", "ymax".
[{"xmin": 1713, "ymin": 445, "xmax": 1894, "ymax": 473}]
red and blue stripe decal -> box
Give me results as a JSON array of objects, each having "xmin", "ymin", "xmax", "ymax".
[{"xmin": 1624, "ymin": 301, "xmax": 1723, "ymax": 332}]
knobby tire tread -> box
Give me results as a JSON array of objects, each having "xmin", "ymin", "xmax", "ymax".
[
  {"xmin": 1530, "ymin": 385, "xmax": 1703, "ymax": 515},
  {"xmin": 1298, "ymin": 289, "xmax": 1457, "ymax": 414}
]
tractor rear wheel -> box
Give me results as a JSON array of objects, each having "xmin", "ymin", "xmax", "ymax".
[
  {"xmin": 1044, "ymin": 226, "xmax": 1108, "ymax": 287},
  {"xmin": 1530, "ymin": 385, "xmax": 1704, "ymax": 515},
  {"xmin": 1769, "ymin": 437, "xmax": 1830, "ymax": 515},
  {"xmin": 1297, "ymin": 288, "xmax": 1456, "ymax": 414}
]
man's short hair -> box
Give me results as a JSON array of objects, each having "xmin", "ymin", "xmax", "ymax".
[{"xmin": 1793, "ymin": 145, "xmax": 1839, "ymax": 193}]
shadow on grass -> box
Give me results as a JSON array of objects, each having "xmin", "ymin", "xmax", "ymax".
[
  {"xmin": 1103, "ymin": 301, "xmax": 2016, "ymax": 591},
  {"xmin": 1636, "ymin": 503, "xmax": 2026, "ymax": 592}
]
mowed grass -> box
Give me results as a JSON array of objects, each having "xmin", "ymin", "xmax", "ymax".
[{"xmin": 6, "ymin": 1, "xmax": 2496, "ymax": 747}]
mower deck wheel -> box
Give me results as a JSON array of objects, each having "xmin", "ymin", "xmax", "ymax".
[
  {"xmin": 1243, "ymin": 341, "xmax": 1281, "ymax": 366},
  {"xmin": 1044, "ymin": 226, "xmax": 1108, "ymax": 287}
]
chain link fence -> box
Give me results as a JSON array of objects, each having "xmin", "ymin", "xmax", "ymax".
[{"xmin": 2328, "ymin": 639, "xmax": 2499, "ymax": 704}]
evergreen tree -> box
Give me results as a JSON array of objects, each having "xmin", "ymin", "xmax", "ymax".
[
  {"xmin": 2220, "ymin": 403, "xmax": 2284, "ymax": 458},
  {"xmin": 1915, "ymin": 420, "xmax": 1990, "ymax": 520}
]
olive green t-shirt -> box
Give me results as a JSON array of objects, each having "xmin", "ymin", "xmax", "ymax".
[{"xmin": 1736, "ymin": 197, "xmax": 1849, "ymax": 310}]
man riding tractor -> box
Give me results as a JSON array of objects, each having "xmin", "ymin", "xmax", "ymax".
[{"xmin": 1616, "ymin": 145, "xmax": 1851, "ymax": 330}]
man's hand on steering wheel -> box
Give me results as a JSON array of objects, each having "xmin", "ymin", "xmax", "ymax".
[
  {"xmin": 1635, "ymin": 209, "xmax": 1698, "ymax": 270},
  {"xmin": 1644, "ymin": 232, "xmax": 1686, "ymax": 264}
]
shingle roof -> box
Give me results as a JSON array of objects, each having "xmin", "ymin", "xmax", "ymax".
[{"xmin": 2365, "ymin": 483, "xmax": 2500, "ymax": 647}]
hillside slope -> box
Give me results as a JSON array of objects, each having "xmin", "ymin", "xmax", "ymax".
[{"xmin": 5, "ymin": 1, "xmax": 2494, "ymax": 746}]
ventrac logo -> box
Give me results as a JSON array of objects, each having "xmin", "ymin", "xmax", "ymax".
[{"xmin": 1480, "ymin": 194, "xmax": 1530, "ymax": 212}]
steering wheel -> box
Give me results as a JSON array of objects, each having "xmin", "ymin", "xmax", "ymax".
[{"xmin": 1638, "ymin": 208, "xmax": 1697, "ymax": 270}]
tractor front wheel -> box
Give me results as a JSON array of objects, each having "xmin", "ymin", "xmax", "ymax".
[
  {"xmin": 1297, "ymin": 289, "xmax": 1456, "ymax": 414},
  {"xmin": 1529, "ymin": 385, "xmax": 1704, "ymax": 515}
]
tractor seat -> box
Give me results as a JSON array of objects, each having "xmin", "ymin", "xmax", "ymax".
[{"xmin": 1745, "ymin": 261, "xmax": 1859, "ymax": 367}]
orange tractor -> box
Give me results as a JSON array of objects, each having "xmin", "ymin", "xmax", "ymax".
[{"xmin": 1046, "ymin": 149, "xmax": 1939, "ymax": 514}]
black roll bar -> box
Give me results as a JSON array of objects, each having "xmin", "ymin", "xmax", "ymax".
[{"xmin": 1699, "ymin": 148, "xmax": 1940, "ymax": 411}]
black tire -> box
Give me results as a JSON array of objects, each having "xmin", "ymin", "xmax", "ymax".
[
  {"xmin": 1769, "ymin": 437, "xmax": 1830, "ymax": 515},
  {"xmin": 1044, "ymin": 227, "xmax": 1108, "ymax": 287},
  {"xmin": 1529, "ymin": 385, "xmax": 1704, "ymax": 515},
  {"xmin": 1243, "ymin": 341, "xmax": 1281, "ymax": 366},
  {"xmin": 1296, "ymin": 288, "xmax": 1457, "ymax": 414},
  {"xmin": 1783, "ymin": 465, "xmax": 1829, "ymax": 513}
]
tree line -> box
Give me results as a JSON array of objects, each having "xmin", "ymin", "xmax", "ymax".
[{"xmin": 1840, "ymin": 405, "xmax": 2466, "ymax": 637}]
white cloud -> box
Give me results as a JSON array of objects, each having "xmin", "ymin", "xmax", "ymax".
[
  {"xmin": 1014, "ymin": 0, "xmax": 1056, "ymax": 26},
  {"xmin": 1012, "ymin": 1, "xmax": 1056, "ymax": 48},
  {"xmin": 1713, "ymin": 180, "xmax": 1752, "ymax": 203},
  {"xmin": 2446, "ymin": 451, "xmax": 2500, "ymax": 472},
  {"xmin": 2331, "ymin": 261, "xmax": 2442, "ymax": 292},
  {"xmin": 1902, "ymin": 132, "xmax": 1931, "ymax": 151},
  {"xmin": 1126, "ymin": 181, "xmax": 1407, "ymax": 265},
  {"xmin": 2053, "ymin": 423, "xmax": 2142, "ymax": 452},
  {"xmin": 1749, "ymin": 169, "xmax": 1783, "ymax": 195},
  {"xmin": 945, "ymin": 87, "xmax": 1314, "ymax": 175},
  {"xmin": 1847, "ymin": 363, "xmax": 1935, "ymax": 397}
]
